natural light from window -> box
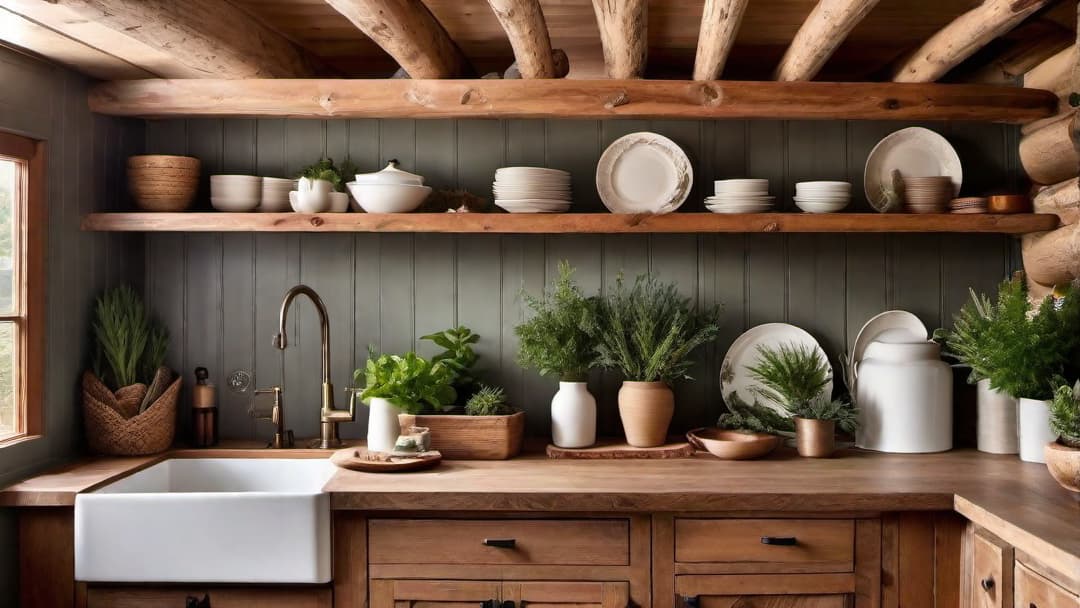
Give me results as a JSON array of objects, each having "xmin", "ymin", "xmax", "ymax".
[{"xmin": 0, "ymin": 159, "xmax": 17, "ymax": 440}]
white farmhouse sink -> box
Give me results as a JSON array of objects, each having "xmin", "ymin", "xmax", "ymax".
[{"xmin": 75, "ymin": 458, "xmax": 336, "ymax": 583}]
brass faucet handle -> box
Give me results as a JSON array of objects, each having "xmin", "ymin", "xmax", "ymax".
[{"xmin": 251, "ymin": 386, "xmax": 282, "ymax": 420}]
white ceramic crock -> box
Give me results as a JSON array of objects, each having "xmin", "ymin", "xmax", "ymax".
[
  {"xmin": 551, "ymin": 381, "xmax": 597, "ymax": 448},
  {"xmin": 366, "ymin": 397, "xmax": 402, "ymax": 453},
  {"xmin": 855, "ymin": 339, "xmax": 952, "ymax": 453},
  {"xmin": 1018, "ymin": 397, "xmax": 1055, "ymax": 463},
  {"xmin": 976, "ymin": 378, "xmax": 1018, "ymax": 454}
]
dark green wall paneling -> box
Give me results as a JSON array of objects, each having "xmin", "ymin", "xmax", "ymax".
[{"xmin": 142, "ymin": 118, "xmax": 1020, "ymax": 443}]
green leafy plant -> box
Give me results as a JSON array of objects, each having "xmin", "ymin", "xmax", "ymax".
[
  {"xmin": 91, "ymin": 285, "xmax": 169, "ymax": 391},
  {"xmin": 745, "ymin": 342, "xmax": 857, "ymax": 432},
  {"xmin": 297, "ymin": 157, "xmax": 355, "ymax": 193},
  {"xmin": 515, "ymin": 261, "xmax": 601, "ymax": 382},
  {"xmin": 717, "ymin": 393, "xmax": 795, "ymax": 435},
  {"xmin": 465, "ymin": 385, "xmax": 516, "ymax": 416},
  {"xmin": 421, "ymin": 326, "xmax": 480, "ymax": 401},
  {"xmin": 1049, "ymin": 381, "xmax": 1080, "ymax": 448},
  {"xmin": 596, "ymin": 274, "xmax": 720, "ymax": 384},
  {"xmin": 357, "ymin": 349, "xmax": 456, "ymax": 414},
  {"xmin": 795, "ymin": 397, "xmax": 858, "ymax": 434},
  {"xmin": 939, "ymin": 288, "xmax": 998, "ymax": 384}
]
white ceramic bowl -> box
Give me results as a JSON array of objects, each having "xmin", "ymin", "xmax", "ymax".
[
  {"xmin": 289, "ymin": 190, "xmax": 331, "ymax": 213},
  {"xmin": 796, "ymin": 181, "xmax": 850, "ymax": 189},
  {"xmin": 796, "ymin": 199, "xmax": 849, "ymax": 213},
  {"xmin": 714, "ymin": 179, "xmax": 769, "ymax": 194},
  {"xmin": 327, "ymin": 192, "xmax": 349, "ymax": 213},
  {"xmin": 347, "ymin": 183, "xmax": 431, "ymax": 213},
  {"xmin": 211, "ymin": 196, "xmax": 260, "ymax": 212}
]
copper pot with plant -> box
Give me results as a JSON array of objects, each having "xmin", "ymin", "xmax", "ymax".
[{"xmin": 1045, "ymin": 381, "xmax": 1080, "ymax": 493}]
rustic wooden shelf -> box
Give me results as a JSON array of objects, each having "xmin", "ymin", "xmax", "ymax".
[
  {"xmin": 87, "ymin": 79, "xmax": 1057, "ymax": 123},
  {"xmin": 80, "ymin": 212, "xmax": 1059, "ymax": 234}
]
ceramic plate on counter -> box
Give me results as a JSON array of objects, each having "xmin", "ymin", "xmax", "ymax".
[
  {"xmin": 864, "ymin": 127, "xmax": 961, "ymax": 212},
  {"xmin": 847, "ymin": 310, "xmax": 928, "ymax": 390},
  {"xmin": 596, "ymin": 132, "xmax": 692, "ymax": 214},
  {"xmin": 720, "ymin": 323, "xmax": 832, "ymax": 415}
]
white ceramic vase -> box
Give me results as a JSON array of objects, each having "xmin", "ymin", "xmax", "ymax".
[
  {"xmin": 367, "ymin": 397, "xmax": 402, "ymax": 453},
  {"xmin": 1018, "ymin": 397, "xmax": 1055, "ymax": 463},
  {"xmin": 551, "ymin": 381, "xmax": 596, "ymax": 448},
  {"xmin": 976, "ymin": 379, "xmax": 1018, "ymax": 454}
]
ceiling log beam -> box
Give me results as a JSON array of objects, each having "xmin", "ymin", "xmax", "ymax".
[
  {"xmin": 1020, "ymin": 111, "xmax": 1079, "ymax": 185},
  {"xmin": 487, "ymin": 0, "xmax": 557, "ymax": 79},
  {"xmin": 962, "ymin": 21, "xmax": 1073, "ymax": 85},
  {"xmin": 323, "ymin": 0, "xmax": 471, "ymax": 79},
  {"xmin": 692, "ymin": 0, "xmax": 749, "ymax": 81},
  {"xmin": 893, "ymin": 0, "xmax": 1054, "ymax": 83},
  {"xmin": 591, "ymin": 0, "xmax": 647, "ymax": 79},
  {"xmin": 773, "ymin": 0, "xmax": 882, "ymax": 81}
]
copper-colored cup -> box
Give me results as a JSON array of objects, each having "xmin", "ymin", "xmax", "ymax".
[
  {"xmin": 987, "ymin": 194, "xmax": 1032, "ymax": 214},
  {"xmin": 794, "ymin": 417, "xmax": 836, "ymax": 458}
]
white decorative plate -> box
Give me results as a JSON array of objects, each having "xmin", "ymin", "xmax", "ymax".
[
  {"xmin": 596, "ymin": 132, "xmax": 692, "ymax": 214},
  {"xmin": 864, "ymin": 127, "xmax": 962, "ymax": 212},
  {"xmin": 720, "ymin": 323, "xmax": 833, "ymax": 415}
]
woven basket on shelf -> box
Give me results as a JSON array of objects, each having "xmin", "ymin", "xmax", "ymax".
[{"xmin": 82, "ymin": 371, "xmax": 180, "ymax": 456}]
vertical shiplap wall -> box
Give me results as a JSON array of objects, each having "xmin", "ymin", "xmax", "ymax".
[
  {"xmin": 0, "ymin": 46, "xmax": 144, "ymax": 605},
  {"xmin": 143, "ymin": 118, "xmax": 1020, "ymax": 442}
]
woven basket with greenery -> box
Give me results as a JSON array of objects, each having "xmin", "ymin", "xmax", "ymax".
[{"xmin": 82, "ymin": 371, "xmax": 180, "ymax": 455}]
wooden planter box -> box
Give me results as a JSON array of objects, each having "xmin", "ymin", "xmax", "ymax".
[{"xmin": 398, "ymin": 411, "xmax": 525, "ymax": 460}]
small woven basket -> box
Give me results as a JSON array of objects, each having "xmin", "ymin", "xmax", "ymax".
[{"xmin": 82, "ymin": 371, "xmax": 180, "ymax": 456}]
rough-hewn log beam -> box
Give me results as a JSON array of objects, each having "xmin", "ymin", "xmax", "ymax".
[
  {"xmin": 964, "ymin": 22, "xmax": 1073, "ymax": 85},
  {"xmin": 1033, "ymin": 179, "xmax": 1080, "ymax": 225},
  {"xmin": 324, "ymin": 0, "xmax": 471, "ymax": 79},
  {"xmin": 1023, "ymin": 224, "xmax": 1080, "ymax": 286},
  {"xmin": 591, "ymin": 0, "xmax": 647, "ymax": 79},
  {"xmin": 1019, "ymin": 110, "xmax": 1079, "ymax": 185},
  {"xmin": 487, "ymin": 0, "xmax": 556, "ymax": 79},
  {"xmin": 693, "ymin": 0, "xmax": 749, "ymax": 81},
  {"xmin": 1024, "ymin": 43, "xmax": 1078, "ymax": 100},
  {"xmin": 87, "ymin": 79, "xmax": 1058, "ymax": 123},
  {"xmin": 893, "ymin": 0, "xmax": 1054, "ymax": 83},
  {"xmin": 773, "ymin": 0, "xmax": 882, "ymax": 82},
  {"xmin": 4, "ymin": 0, "xmax": 317, "ymax": 78}
]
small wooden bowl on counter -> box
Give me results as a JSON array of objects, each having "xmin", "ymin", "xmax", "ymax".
[
  {"xmin": 686, "ymin": 427, "xmax": 781, "ymax": 460},
  {"xmin": 987, "ymin": 194, "xmax": 1032, "ymax": 214}
]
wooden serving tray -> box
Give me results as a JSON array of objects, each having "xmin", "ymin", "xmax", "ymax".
[
  {"xmin": 546, "ymin": 439, "xmax": 694, "ymax": 459},
  {"xmin": 330, "ymin": 447, "xmax": 442, "ymax": 472}
]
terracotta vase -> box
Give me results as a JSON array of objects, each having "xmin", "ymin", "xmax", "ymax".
[
  {"xmin": 618, "ymin": 381, "xmax": 675, "ymax": 447},
  {"xmin": 795, "ymin": 417, "xmax": 836, "ymax": 458},
  {"xmin": 1044, "ymin": 441, "xmax": 1080, "ymax": 493}
]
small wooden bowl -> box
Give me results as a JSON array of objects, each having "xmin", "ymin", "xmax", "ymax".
[
  {"xmin": 686, "ymin": 428, "xmax": 781, "ymax": 460},
  {"xmin": 987, "ymin": 194, "xmax": 1032, "ymax": 214},
  {"xmin": 1045, "ymin": 441, "xmax": 1080, "ymax": 493}
]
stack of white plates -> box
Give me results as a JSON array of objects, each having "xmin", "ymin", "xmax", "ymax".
[
  {"xmin": 493, "ymin": 167, "xmax": 572, "ymax": 213},
  {"xmin": 794, "ymin": 181, "xmax": 851, "ymax": 213},
  {"xmin": 210, "ymin": 175, "xmax": 261, "ymax": 212},
  {"xmin": 706, "ymin": 179, "xmax": 774, "ymax": 213},
  {"xmin": 259, "ymin": 177, "xmax": 297, "ymax": 212}
]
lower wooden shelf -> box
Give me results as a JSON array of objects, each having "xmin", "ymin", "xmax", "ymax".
[{"xmin": 80, "ymin": 212, "xmax": 1059, "ymax": 234}]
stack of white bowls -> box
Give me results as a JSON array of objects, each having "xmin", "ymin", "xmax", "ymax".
[
  {"xmin": 347, "ymin": 161, "xmax": 431, "ymax": 213},
  {"xmin": 259, "ymin": 177, "xmax": 297, "ymax": 212},
  {"xmin": 493, "ymin": 167, "xmax": 572, "ymax": 213},
  {"xmin": 705, "ymin": 179, "xmax": 774, "ymax": 213},
  {"xmin": 794, "ymin": 181, "xmax": 851, "ymax": 213},
  {"xmin": 210, "ymin": 175, "xmax": 261, "ymax": 212}
]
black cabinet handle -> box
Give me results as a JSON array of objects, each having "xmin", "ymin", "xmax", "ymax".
[
  {"xmin": 483, "ymin": 538, "xmax": 516, "ymax": 548},
  {"xmin": 981, "ymin": 577, "xmax": 995, "ymax": 591},
  {"xmin": 761, "ymin": 536, "xmax": 798, "ymax": 546},
  {"xmin": 502, "ymin": 601, "xmax": 516, "ymax": 608},
  {"xmin": 680, "ymin": 595, "xmax": 700, "ymax": 608},
  {"xmin": 186, "ymin": 595, "xmax": 210, "ymax": 608},
  {"xmin": 481, "ymin": 600, "xmax": 497, "ymax": 608}
]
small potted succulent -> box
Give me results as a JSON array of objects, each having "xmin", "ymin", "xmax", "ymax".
[
  {"xmin": 515, "ymin": 262, "xmax": 601, "ymax": 448},
  {"xmin": 357, "ymin": 350, "xmax": 456, "ymax": 452},
  {"xmin": 1046, "ymin": 380, "xmax": 1080, "ymax": 492},
  {"xmin": 596, "ymin": 274, "xmax": 719, "ymax": 447},
  {"xmin": 746, "ymin": 342, "xmax": 857, "ymax": 458}
]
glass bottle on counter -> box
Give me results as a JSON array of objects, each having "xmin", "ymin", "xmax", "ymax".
[{"xmin": 192, "ymin": 366, "xmax": 218, "ymax": 447}]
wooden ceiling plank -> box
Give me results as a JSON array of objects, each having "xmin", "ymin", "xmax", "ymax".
[
  {"xmin": 3, "ymin": 0, "xmax": 317, "ymax": 78},
  {"xmin": 773, "ymin": 0, "xmax": 882, "ymax": 81},
  {"xmin": 893, "ymin": 0, "xmax": 1055, "ymax": 83},
  {"xmin": 322, "ymin": 0, "xmax": 471, "ymax": 78},
  {"xmin": 591, "ymin": 0, "xmax": 647, "ymax": 79},
  {"xmin": 961, "ymin": 21, "xmax": 1073, "ymax": 85},
  {"xmin": 486, "ymin": 0, "xmax": 557, "ymax": 78},
  {"xmin": 692, "ymin": 0, "xmax": 749, "ymax": 81}
]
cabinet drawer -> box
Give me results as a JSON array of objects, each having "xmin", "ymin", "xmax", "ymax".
[
  {"xmin": 1015, "ymin": 562, "xmax": 1079, "ymax": 608},
  {"xmin": 86, "ymin": 586, "xmax": 331, "ymax": 608},
  {"xmin": 686, "ymin": 595, "xmax": 848, "ymax": 608},
  {"xmin": 369, "ymin": 519, "xmax": 630, "ymax": 566},
  {"xmin": 971, "ymin": 530, "xmax": 1012, "ymax": 608},
  {"xmin": 675, "ymin": 519, "xmax": 854, "ymax": 572},
  {"xmin": 675, "ymin": 574, "xmax": 854, "ymax": 606}
]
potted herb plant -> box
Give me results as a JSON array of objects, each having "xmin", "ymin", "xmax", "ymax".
[
  {"xmin": 357, "ymin": 350, "xmax": 456, "ymax": 452},
  {"xmin": 295, "ymin": 157, "xmax": 355, "ymax": 213},
  {"xmin": 597, "ymin": 274, "xmax": 720, "ymax": 447},
  {"xmin": 746, "ymin": 343, "xmax": 857, "ymax": 458},
  {"xmin": 1046, "ymin": 380, "xmax": 1080, "ymax": 493},
  {"xmin": 515, "ymin": 262, "xmax": 601, "ymax": 448}
]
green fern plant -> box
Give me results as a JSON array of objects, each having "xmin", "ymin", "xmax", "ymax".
[
  {"xmin": 91, "ymin": 285, "xmax": 169, "ymax": 391},
  {"xmin": 1050, "ymin": 381, "xmax": 1080, "ymax": 448},
  {"xmin": 465, "ymin": 385, "xmax": 516, "ymax": 416},
  {"xmin": 746, "ymin": 342, "xmax": 831, "ymax": 411},
  {"xmin": 717, "ymin": 392, "xmax": 795, "ymax": 435},
  {"xmin": 941, "ymin": 288, "xmax": 996, "ymax": 384},
  {"xmin": 515, "ymin": 261, "xmax": 601, "ymax": 382}
]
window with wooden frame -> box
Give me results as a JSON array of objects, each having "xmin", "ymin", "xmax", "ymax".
[{"xmin": 0, "ymin": 132, "xmax": 44, "ymax": 444}]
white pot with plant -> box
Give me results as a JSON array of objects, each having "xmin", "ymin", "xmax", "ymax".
[
  {"xmin": 747, "ymin": 343, "xmax": 857, "ymax": 458},
  {"xmin": 1046, "ymin": 381, "xmax": 1080, "ymax": 493},
  {"xmin": 597, "ymin": 274, "xmax": 720, "ymax": 447},
  {"xmin": 356, "ymin": 350, "xmax": 456, "ymax": 453},
  {"xmin": 294, "ymin": 158, "xmax": 355, "ymax": 213},
  {"xmin": 515, "ymin": 262, "xmax": 601, "ymax": 448}
]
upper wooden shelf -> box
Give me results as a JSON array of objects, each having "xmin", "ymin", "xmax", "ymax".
[
  {"xmin": 87, "ymin": 79, "xmax": 1057, "ymax": 123},
  {"xmin": 81, "ymin": 212, "xmax": 1059, "ymax": 234}
]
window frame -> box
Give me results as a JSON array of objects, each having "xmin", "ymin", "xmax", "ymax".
[{"xmin": 0, "ymin": 131, "xmax": 45, "ymax": 445}]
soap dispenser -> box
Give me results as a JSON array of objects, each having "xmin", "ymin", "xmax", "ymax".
[{"xmin": 192, "ymin": 367, "xmax": 218, "ymax": 447}]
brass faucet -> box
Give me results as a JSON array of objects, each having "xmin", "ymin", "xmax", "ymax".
[
  {"xmin": 273, "ymin": 285, "xmax": 356, "ymax": 449},
  {"xmin": 253, "ymin": 386, "xmax": 294, "ymax": 448}
]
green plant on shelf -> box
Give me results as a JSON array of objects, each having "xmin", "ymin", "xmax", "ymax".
[
  {"xmin": 296, "ymin": 157, "xmax": 357, "ymax": 193},
  {"xmin": 357, "ymin": 348, "xmax": 456, "ymax": 415},
  {"xmin": 91, "ymin": 285, "xmax": 169, "ymax": 391},
  {"xmin": 1050, "ymin": 380, "xmax": 1080, "ymax": 448},
  {"xmin": 515, "ymin": 261, "xmax": 602, "ymax": 382},
  {"xmin": 421, "ymin": 325, "xmax": 480, "ymax": 403}
]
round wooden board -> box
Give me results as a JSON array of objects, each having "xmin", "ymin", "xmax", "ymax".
[
  {"xmin": 330, "ymin": 447, "xmax": 442, "ymax": 472},
  {"xmin": 546, "ymin": 439, "xmax": 694, "ymax": 459}
]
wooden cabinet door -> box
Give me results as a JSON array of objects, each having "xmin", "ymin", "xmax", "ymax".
[
  {"xmin": 675, "ymin": 574, "xmax": 853, "ymax": 608},
  {"xmin": 970, "ymin": 529, "xmax": 1013, "ymax": 608},
  {"xmin": 1014, "ymin": 563, "xmax": 1079, "ymax": 608},
  {"xmin": 683, "ymin": 596, "xmax": 848, "ymax": 608},
  {"xmin": 86, "ymin": 586, "xmax": 332, "ymax": 608},
  {"xmin": 370, "ymin": 580, "xmax": 502, "ymax": 608},
  {"xmin": 502, "ymin": 581, "xmax": 629, "ymax": 608}
]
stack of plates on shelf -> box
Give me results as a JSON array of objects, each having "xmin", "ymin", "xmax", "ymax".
[
  {"xmin": 794, "ymin": 181, "xmax": 851, "ymax": 213},
  {"xmin": 705, "ymin": 179, "xmax": 774, "ymax": 214},
  {"xmin": 493, "ymin": 167, "xmax": 572, "ymax": 213},
  {"xmin": 949, "ymin": 197, "xmax": 988, "ymax": 214},
  {"xmin": 259, "ymin": 177, "xmax": 298, "ymax": 212},
  {"xmin": 904, "ymin": 176, "xmax": 953, "ymax": 213},
  {"xmin": 210, "ymin": 175, "xmax": 262, "ymax": 212}
]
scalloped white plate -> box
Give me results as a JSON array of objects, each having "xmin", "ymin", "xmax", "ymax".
[
  {"xmin": 864, "ymin": 127, "xmax": 962, "ymax": 212},
  {"xmin": 596, "ymin": 132, "xmax": 692, "ymax": 214}
]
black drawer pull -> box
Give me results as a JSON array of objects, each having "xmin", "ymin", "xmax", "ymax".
[
  {"xmin": 186, "ymin": 595, "xmax": 210, "ymax": 608},
  {"xmin": 483, "ymin": 538, "xmax": 516, "ymax": 548},
  {"xmin": 680, "ymin": 595, "xmax": 700, "ymax": 608},
  {"xmin": 760, "ymin": 536, "xmax": 798, "ymax": 546},
  {"xmin": 981, "ymin": 577, "xmax": 995, "ymax": 591}
]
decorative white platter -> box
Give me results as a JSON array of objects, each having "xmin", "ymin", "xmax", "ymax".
[
  {"xmin": 847, "ymin": 310, "xmax": 928, "ymax": 390},
  {"xmin": 596, "ymin": 132, "xmax": 692, "ymax": 214},
  {"xmin": 720, "ymin": 323, "xmax": 832, "ymax": 415},
  {"xmin": 864, "ymin": 127, "xmax": 962, "ymax": 212}
]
